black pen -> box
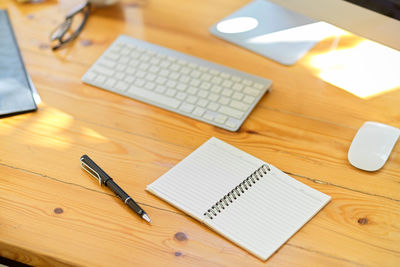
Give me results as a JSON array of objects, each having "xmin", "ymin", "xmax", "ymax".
[{"xmin": 80, "ymin": 155, "xmax": 152, "ymax": 223}]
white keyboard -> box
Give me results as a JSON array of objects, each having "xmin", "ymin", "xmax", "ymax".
[{"xmin": 82, "ymin": 35, "xmax": 272, "ymax": 131}]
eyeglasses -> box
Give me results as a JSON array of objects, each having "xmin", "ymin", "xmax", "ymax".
[{"xmin": 50, "ymin": 2, "xmax": 92, "ymax": 50}]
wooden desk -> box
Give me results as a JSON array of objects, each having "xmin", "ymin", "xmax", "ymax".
[{"xmin": 1, "ymin": 0, "xmax": 399, "ymax": 266}]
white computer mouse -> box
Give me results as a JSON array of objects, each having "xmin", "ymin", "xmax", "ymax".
[{"xmin": 348, "ymin": 121, "xmax": 400, "ymax": 171}]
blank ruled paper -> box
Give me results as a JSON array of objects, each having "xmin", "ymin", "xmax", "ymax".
[{"xmin": 146, "ymin": 137, "xmax": 330, "ymax": 260}]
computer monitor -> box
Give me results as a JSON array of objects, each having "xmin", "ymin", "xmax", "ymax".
[
  {"xmin": 268, "ymin": 0, "xmax": 400, "ymax": 51},
  {"xmin": 210, "ymin": 0, "xmax": 400, "ymax": 65}
]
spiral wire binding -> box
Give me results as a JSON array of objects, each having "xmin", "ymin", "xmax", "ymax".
[{"xmin": 204, "ymin": 164, "xmax": 271, "ymax": 220}]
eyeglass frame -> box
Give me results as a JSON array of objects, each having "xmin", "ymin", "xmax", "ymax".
[{"xmin": 50, "ymin": 1, "xmax": 92, "ymax": 50}]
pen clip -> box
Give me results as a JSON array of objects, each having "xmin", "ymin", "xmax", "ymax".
[{"xmin": 80, "ymin": 159, "xmax": 102, "ymax": 186}]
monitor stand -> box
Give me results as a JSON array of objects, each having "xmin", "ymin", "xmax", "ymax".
[{"xmin": 209, "ymin": 0, "xmax": 338, "ymax": 66}]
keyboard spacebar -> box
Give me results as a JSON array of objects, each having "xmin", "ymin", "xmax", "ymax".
[{"xmin": 126, "ymin": 86, "xmax": 181, "ymax": 108}]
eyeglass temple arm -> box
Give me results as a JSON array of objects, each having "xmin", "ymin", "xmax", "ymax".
[{"xmin": 66, "ymin": 1, "xmax": 91, "ymax": 19}]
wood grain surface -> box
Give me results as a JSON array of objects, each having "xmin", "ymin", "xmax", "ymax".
[{"xmin": 1, "ymin": 0, "xmax": 399, "ymax": 266}]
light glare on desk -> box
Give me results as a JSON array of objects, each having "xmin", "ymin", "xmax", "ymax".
[{"xmin": 309, "ymin": 39, "xmax": 400, "ymax": 99}]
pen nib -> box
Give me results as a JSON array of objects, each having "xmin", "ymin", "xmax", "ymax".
[{"xmin": 142, "ymin": 213, "xmax": 152, "ymax": 223}]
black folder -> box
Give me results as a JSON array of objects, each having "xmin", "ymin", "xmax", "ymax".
[{"xmin": 0, "ymin": 9, "xmax": 37, "ymax": 117}]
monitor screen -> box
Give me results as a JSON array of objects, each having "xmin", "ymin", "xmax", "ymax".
[
  {"xmin": 343, "ymin": 0, "xmax": 400, "ymax": 20},
  {"xmin": 267, "ymin": 0, "xmax": 400, "ymax": 51}
]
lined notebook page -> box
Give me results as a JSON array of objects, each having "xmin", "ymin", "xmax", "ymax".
[
  {"xmin": 146, "ymin": 137, "xmax": 264, "ymax": 219},
  {"xmin": 147, "ymin": 137, "xmax": 330, "ymax": 261},
  {"xmin": 205, "ymin": 164, "xmax": 330, "ymax": 260}
]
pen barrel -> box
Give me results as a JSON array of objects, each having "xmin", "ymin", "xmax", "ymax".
[
  {"xmin": 126, "ymin": 198, "xmax": 144, "ymax": 215},
  {"xmin": 106, "ymin": 180, "xmax": 144, "ymax": 215},
  {"xmin": 106, "ymin": 180, "xmax": 130, "ymax": 202}
]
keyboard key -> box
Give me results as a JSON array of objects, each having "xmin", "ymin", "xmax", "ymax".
[
  {"xmin": 115, "ymin": 64, "xmax": 127, "ymax": 72},
  {"xmin": 192, "ymin": 107, "xmax": 205, "ymax": 117},
  {"xmin": 181, "ymin": 67, "xmax": 191, "ymax": 74},
  {"xmin": 159, "ymin": 69, "xmax": 170, "ymax": 77},
  {"xmin": 211, "ymin": 85, "xmax": 222, "ymax": 93},
  {"xmin": 138, "ymin": 63, "xmax": 150, "ymax": 70},
  {"xmin": 130, "ymin": 51, "xmax": 140, "ymax": 58},
  {"xmin": 155, "ymin": 85, "xmax": 167, "ymax": 94},
  {"xmin": 167, "ymin": 56, "xmax": 177, "ymax": 62},
  {"xmin": 170, "ymin": 64, "xmax": 181, "ymax": 71},
  {"xmin": 160, "ymin": 61, "xmax": 171, "ymax": 68},
  {"xmin": 119, "ymin": 57, "xmax": 129, "ymax": 64},
  {"xmin": 208, "ymin": 102, "xmax": 219, "ymax": 111},
  {"xmin": 104, "ymin": 52, "xmax": 119, "ymax": 60},
  {"xmin": 149, "ymin": 66, "xmax": 160, "ymax": 73},
  {"xmin": 179, "ymin": 75, "xmax": 190, "ymax": 83},
  {"xmin": 221, "ymin": 80, "xmax": 233, "ymax": 88},
  {"xmin": 144, "ymin": 82, "xmax": 156, "ymax": 90},
  {"xmin": 176, "ymin": 92, "xmax": 187, "ymax": 100},
  {"xmin": 203, "ymin": 112, "xmax": 214, "ymax": 121},
  {"xmin": 166, "ymin": 80, "xmax": 177, "ymax": 88},
  {"xmin": 99, "ymin": 59, "xmax": 117, "ymax": 68},
  {"xmin": 176, "ymin": 83, "xmax": 187, "ymax": 91},
  {"xmin": 190, "ymin": 79, "xmax": 201, "ymax": 87},
  {"xmin": 124, "ymin": 76, "xmax": 135, "ymax": 83},
  {"xmin": 243, "ymin": 87, "xmax": 259, "ymax": 96},
  {"xmin": 105, "ymin": 78, "xmax": 117, "ymax": 89},
  {"xmin": 243, "ymin": 79, "xmax": 253, "ymax": 86},
  {"xmin": 254, "ymin": 82, "xmax": 264, "ymax": 89},
  {"xmin": 83, "ymin": 71, "xmax": 97, "ymax": 81},
  {"xmin": 187, "ymin": 95, "xmax": 198, "ymax": 104},
  {"xmin": 115, "ymin": 81, "xmax": 129, "ymax": 91},
  {"xmin": 177, "ymin": 59, "xmax": 187, "ymax": 65},
  {"xmin": 219, "ymin": 106, "xmax": 244, "ymax": 119},
  {"xmin": 190, "ymin": 70, "xmax": 201, "ymax": 78},
  {"xmin": 221, "ymin": 89, "xmax": 233, "ymax": 97},
  {"xmin": 243, "ymin": 95, "xmax": 255, "ymax": 104},
  {"xmin": 232, "ymin": 84, "xmax": 243, "ymax": 91},
  {"xmin": 197, "ymin": 99, "xmax": 209, "ymax": 107},
  {"xmin": 209, "ymin": 69, "xmax": 220, "ymax": 75},
  {"xmin": 198, "ymin": 90, "xmax": 208, "ymax": 98},
  {"xmin": 211, "ymin": 76, "xmax": 222, "ymax": 84},
  {"xmin": 140, "ymin": 54, "xmax": 150, "ymax": 61},
  {"xmin": 208, "ymin": 93, "xmax": 219, "ymax": 102},
  {"xmin": 179, "ymin": 103, "xmax": 194, "ymax": 113},
  {"xmin": 136, "ymin": 70, "xmax": 146, "ymax": 78},
  {"xmin": 232, "ymin": 92, "xmax": 244, "ymax": 100},
  {"xmin": 198, "ymin": 66, "xmax": 209, "ymax": 72},
  {"xmin": 94, "ymin": 75, "xmax": 106, "ymax": 84},
  {"xmin": 200, "ymin": 73, "xmax": 212, "ymax": 81},
  {"xmin": 200, "ymin": 82, "xmax": 211, "ymax": 90},
  {"xmin": 225, "ymin": 119, "xmax": 238, "ymax": 129},
  {"xmin": 93, "ymin": 66, "xmax": 114, "ymax": 76},
  {"xmin": 127, "ymin": 86, "xmax": 181, "ymax": 108},
  {"xmin": 149, "ymin": 58, "xmax": 160, "ymax": 65},
  {"xmin": 155, "ymin": 77, "xmax": 167, "ymax": 84},
  {"xmin": 215, "ymin": 114, "xmax": 228, "ymax": 124},
  {"xmin": 187, "ymin": 87, "xmax": 198, "ymax": 95},
  {"xmin": 145, "ymin": 73, "xmax": 156, "ymax": 81},
  {"xmin": 218, "ymin": 96, "xmax": 230, "ymax": 105},
  {"xmin": 230, "ymin": 100, "xmax": 250, "ymax": 111},
  {"xmin": 169, "ymin": 72, "xmax": 180, "ymax": 80},
  {"xmin": 128, "ymin": 60, "xmax": 139, "ymax": 67},
  {"xmin": 166, "ymin": 88, "xmax": 177, "ymax": 96},
  {"xmin": 220, "ymin": 72, "xmax": 230, "ymax": 79},
  {"xmin": 134, "ymin": 79, "xmax": 145, "ymax": 87},
  {"xmin": 231, "ymin": 76, "xmax": 242, "ymax": 82},
  {"xmin": 115, "ymin": 72, "xmax": 125, "ymax": 80},
  {"xmin": 187, "ymin": 63, "xmax": 197, "ymax": 69}
]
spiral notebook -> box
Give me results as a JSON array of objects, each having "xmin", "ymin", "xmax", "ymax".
[{"xmin": 146, "ymin": 137, "xmax": 330, "ymax": 260}]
